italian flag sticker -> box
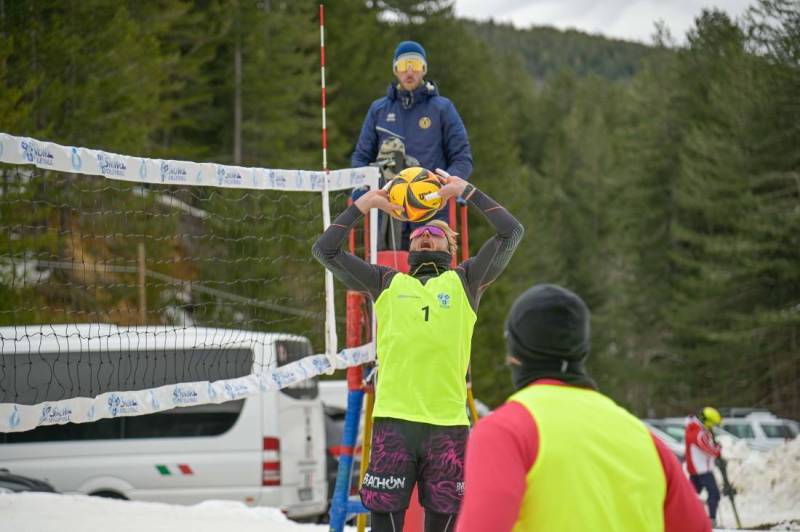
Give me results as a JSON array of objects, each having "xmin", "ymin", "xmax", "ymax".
[{"xmin": 156, "ymin": 464, "xmax": 194, "ymax": 476}]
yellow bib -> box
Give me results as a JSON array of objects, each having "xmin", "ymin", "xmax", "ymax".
[
  {"xmin": 373, "ymin": 271, "xmax": 476, "ymax": 426},
  {"xmin": 510, "ymin": 384, "xmax": 667, "ymax": 531}
]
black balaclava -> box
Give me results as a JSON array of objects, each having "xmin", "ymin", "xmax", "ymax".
[
  {"xmin": 408, "ymin": 250, "xmax": 451, "ymax": 279},
  {"xmin": 505, "ymin": 283, "xmax": 597, "ymax": 390}
]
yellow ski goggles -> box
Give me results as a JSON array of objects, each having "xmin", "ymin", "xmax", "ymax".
[{"xmin": 394, "ymin": 56, "xmax": 427, "ymax": 73}]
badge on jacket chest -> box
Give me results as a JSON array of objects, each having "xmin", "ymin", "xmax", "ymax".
[{"xmin": 418, "ymin": 117, "xmax": 432, "ymax": 129}]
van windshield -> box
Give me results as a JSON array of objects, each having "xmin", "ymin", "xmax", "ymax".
[{"xmin": 275, "ymin": 339, "xmax": 318, "ymax": 400}]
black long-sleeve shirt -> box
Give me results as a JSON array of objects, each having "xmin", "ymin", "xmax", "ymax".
[{"xmin": 312, "ymin": 188, "xmax": 523, "ymax": 312}]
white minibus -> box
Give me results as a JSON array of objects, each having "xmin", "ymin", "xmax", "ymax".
[{"xmin": 0, "ymin": 325, "xmax": 327, "ymax": 519}]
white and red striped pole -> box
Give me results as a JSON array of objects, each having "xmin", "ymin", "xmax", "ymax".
[
  {"xmin": 320, "ymin": 3, "xmax": 329, "ymax": 174},
  {"xmin": 319, "ymin": 3, "xmax": 338, "ymax": 360}
]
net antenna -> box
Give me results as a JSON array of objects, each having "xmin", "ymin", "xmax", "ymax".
[
  {"xmin": 319, "ymin": 3, "xmax": 337, "ymax": 365},
  {"xmin": 0, "ymin": 132, "xmax": 379, "ymax": 433}
]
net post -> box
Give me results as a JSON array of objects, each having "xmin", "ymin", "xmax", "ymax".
[
  {"xmin": 448, "ymin": 198, "xmax": 457, "ymax": 268},
  {"xmin": 460, "ymin": 202, "xmax": 470, "ymax": 262},
  {"xmin": 369, "ymin": 201, "xmax": 378, "ymax": 350}
]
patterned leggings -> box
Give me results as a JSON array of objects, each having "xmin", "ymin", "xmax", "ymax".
[{"xmin": 360, "ymin": 418, "xmax": 468, "ymax": 531}]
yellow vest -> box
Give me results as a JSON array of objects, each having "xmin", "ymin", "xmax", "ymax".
[
  {"xmin": 373, "ymin": 271, "xmax": 476, "ymax": 426},
  {"xmin": 510, "ymin": 384, "xmax": 666, "ymax": 531}
]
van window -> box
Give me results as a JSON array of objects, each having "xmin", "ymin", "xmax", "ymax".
[
  {"xmin": 760, "ymin": 423, "xmax": 794, "ymax": 439},
  {"xmin": 2, "ymin": 400, "xmax": 245, "ymax": 443},
  {"xmin": 722, "ymin": 423, "xmax": 755, "ymax": 439},
  {"xmin": 1, "ymin": 347, "xmax": 254, "ymax": 443},
  {"xmin": 275, "ymin": 340, "xmax": 318, "ymax": 400},
  {"xmin": 1, "ymin": 348, "xmax": 254, "ymax": 405}
]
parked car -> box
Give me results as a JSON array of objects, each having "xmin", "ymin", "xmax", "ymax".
[
  {"xmin": 0, "ymin": 468, "xmax": 57, "ymax": 494},
  {"xmin": 642, "ymin": 420, "xmax": 685, "ymax": 461},
  {"xmin": 0, "ymin": 325, "xmax": 328, "ymax": 519},
  {"xmin": 644, "ymin": 417, "xmax": 691, "ymax": 444},
  {"xmin": 647, "ymin": 416, "xmax": 739, "ymax": 447},
  {"xmin": 719, "ymin": 410, "xmax": 798, "ymax": 450}
]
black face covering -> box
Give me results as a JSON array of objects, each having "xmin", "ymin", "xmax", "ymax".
[
  {"xmin": 508, "ymin": 356, "xmax": 597, "ymax": 390},
  {"xmin": 408, "ymin": 250, "xmax": 451, "ymax": 278}
]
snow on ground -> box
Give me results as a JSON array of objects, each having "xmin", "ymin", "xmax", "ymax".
[
  {"xmin": 0, "ymin": 493, "xmax": 354, "ymax": 532},
  {"xmin": 2, "ymin": 438, "xmax": 798, "ymax": 531},
  {"xmin": 712, "ymin": 436, "xmax": 800, "ymax": 530}
]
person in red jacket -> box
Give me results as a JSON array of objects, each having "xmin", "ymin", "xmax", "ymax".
[
  {"xmin": 685, "ymin": 407, "xmax": 723, "ymax": 524},
  {"xmin": 456, "ymin": 284, "xmax": 710, "ymax": 532}
]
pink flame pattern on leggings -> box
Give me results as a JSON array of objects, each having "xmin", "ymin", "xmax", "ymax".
[
  {"xmin": 360, "ymin": 424, "xmax": 413, "ymax": 512},
  {"xmin": 420, "ymin": 429, "xmax": 467, "ymax": 515}
]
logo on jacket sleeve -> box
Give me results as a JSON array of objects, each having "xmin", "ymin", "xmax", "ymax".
[
  {"xmin": 418, "ymin": 116, "xmax": 432, "ymax": 129},
  {"xmin": 437, "ymin": 292, "xmax": 451, "ymax": 309}
]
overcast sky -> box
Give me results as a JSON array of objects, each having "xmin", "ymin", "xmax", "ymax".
[{"xmin": 453, "ymin": 0, "xmax": 754, "ymax": 44}]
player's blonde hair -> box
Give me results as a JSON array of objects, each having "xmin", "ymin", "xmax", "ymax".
[{"xmin": 425, "ymin": 219, "xmax": 458, "ymax": 257}]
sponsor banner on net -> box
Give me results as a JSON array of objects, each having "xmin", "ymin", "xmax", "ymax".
[
  {"xmin": 0, "ymin": 132, "xmax": 379, "ymax": 191},
  {"xmin": 0, "ymin": 342, "xmax": 375, "ymax": 432}
]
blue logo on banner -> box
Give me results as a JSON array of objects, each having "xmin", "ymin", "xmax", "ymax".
[
  {"xmin": 160, "ymin": 161, "xmax": 188, "ymax": 183},
  {"xmin": 269, "ymin": 170, "xmax": 286, "ymax": 188},
  {"xmin": 9, "ymin": 406, "xmax": 20, "ymax": 429},
  {"xmin": 148, "ymin": 390, "xmax": 160, "ymax": 410},
  {"xmin": 251, "ymin": 169, "xmax": 258, "ymax": 187},
  {"xmin": 195, "ymin": 169, "xmax": 203, "ymax": 184},
  {"xmin": 87, "ymin": 405, "xmax": 96, "ymax": 421},
  {"xmin": 97, "ymin": 152, "xmax": 127, "ymax": 177},
  {"xmin": 351, "ymin": 170, "xmax": 364, "ymax": 187},
  {"xmin": 272, "ymin": 370, "xmax": 293, "ymax": 389},
  {"xmin": 39, "ymin": 404, "xmax": 72, "ymax": 425},
  {"xmin": 172, "ymin": 386, "xmax": 199, "ymax": 405},
  {"xmin": 107, "ymin": 394, "xmax": 140, "ymax": 416},
  {"xmin": 224, "ymin": 382, "xmax": 249, "ymax": 400},
  {"xmin": 295, "ymin": 171, "xmax": 304, "ymax": 189},
  {"xmin": 139, "ymin": 159, "xmax": 148, "ymax": 179},
  {"xmin": 312, "ymin": 357, "xmax": 328, "ymax": 374},
  {"xmin": 0, "ymin": 139, "xmax": 5, "ymax": 159},
  {"xmin": 310, "ymin": 173, "xmax": 324, "ymax": 190},
  {"xmin": 207, "ymin": 383, "xmax": 217, "ymax": 400},
  {"xmin": 216, "ymin": 166, "xmax": 243, "ymax": 186},
  {"xmin": 21, "ymin": 139, "xmax": 55, "ymax": 166},
  {"xmin": 70, "ymin": 147, "xmax": 82, "ymax": 170}
]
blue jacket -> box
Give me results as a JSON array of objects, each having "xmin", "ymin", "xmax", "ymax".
[{"xmin": 351, "ymin": 81, "xmax": 473, "ymax": 179}]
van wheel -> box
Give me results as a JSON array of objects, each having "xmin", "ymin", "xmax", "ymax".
[{"xmin": 90, "ymin": 490, "xmax": 127, "ymax": 500}]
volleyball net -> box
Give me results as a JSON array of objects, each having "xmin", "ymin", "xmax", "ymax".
[{"xmin": 0, "ymin": 132, "xmax": 378, "ymax": 432}]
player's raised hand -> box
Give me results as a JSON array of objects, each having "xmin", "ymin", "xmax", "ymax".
[
  {"xmin": 355, "ymin": 188, "xmax": 407, "ymax": 219},
  {"xmin": 435, "ymin": 168, "xmax": 468, "ymax": 201}
]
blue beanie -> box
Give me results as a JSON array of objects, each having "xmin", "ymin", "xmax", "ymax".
[{"xmin": 393, "ymin": 41, "xmax": 427, "ymax": 62}]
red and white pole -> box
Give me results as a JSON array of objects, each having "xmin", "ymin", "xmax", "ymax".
[
  {"xmin": 320, "ymin": 3, "xmax": 337, "ymax": 359},
  {"xmin": 320, "ymin": 4, "xmax": 329, "ymax": 173}
]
